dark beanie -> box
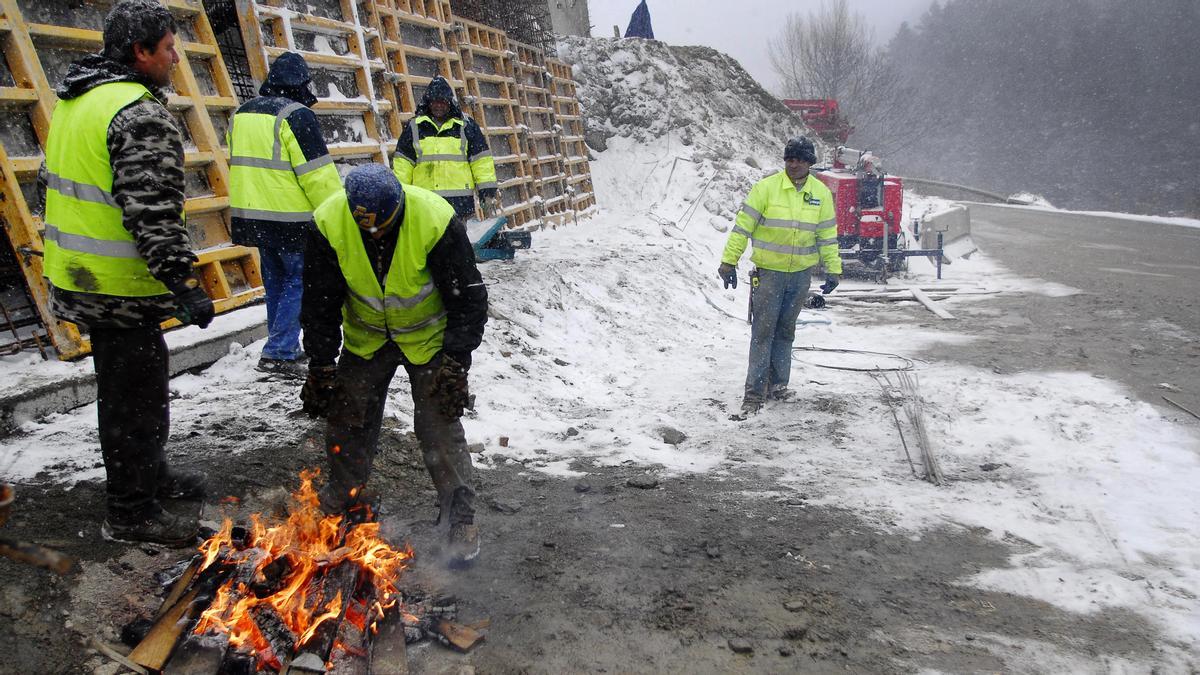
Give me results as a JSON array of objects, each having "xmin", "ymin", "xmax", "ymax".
[
  {"xmin": 103, "ymin": 0, "xmax": 177, "ymax": 64},
  {"xmin": 784, "ymin": 136, "xmax": 817, "ymax": 164}
]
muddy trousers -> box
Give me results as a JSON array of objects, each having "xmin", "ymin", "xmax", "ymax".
[
  {"xmin": 323, "ymin": 342, "xmax": 476, "ymax": 524},
  {"xmin": 90, "ymin": 325, "xmax": 170, "ymax": 522},
  {"xmin": 745, "ymin": 268, "xmax": 811, "ymax": 401}
]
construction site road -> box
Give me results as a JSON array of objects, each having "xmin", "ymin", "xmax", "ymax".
[{"xmin": 960, "ymin": 202, "xmax": 1200, "ymax": 414}]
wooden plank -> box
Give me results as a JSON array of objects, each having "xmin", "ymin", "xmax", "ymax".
[
  {"xmin": 129, "ymin": 587, "xmax": 200, "ymax": 670},
  {"xmin": 910, "ymin": 288, "xmax": 955, "ymax": 319},
  {"xmin": 369, "ymin": 616, "xmax": 408, "ymax": 674}
]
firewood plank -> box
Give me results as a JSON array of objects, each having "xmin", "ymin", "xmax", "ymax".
[
  {"xmin": 433, "ymin": 619, "xmax": 485, "ymax": 652},
  {"xmin": 130, "ymin": 587, "xmax": 200, "ymax": 670},
  {"xmin": 369, "ymin": 617, "xmax": 409, "ymax": 675}
]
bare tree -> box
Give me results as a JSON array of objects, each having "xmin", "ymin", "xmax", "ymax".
[{"xmin": 767, "ymin": 0, "xmax": 926, "ymax": 154}]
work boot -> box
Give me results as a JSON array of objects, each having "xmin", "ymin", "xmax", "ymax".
[
  {"xmin": 157, "ymin": 467, "xmax": 207, "ymax": 501},
  {"xmin": 101, "ymin": 508, "xmax": 198, "ymax": 548},
  {"xmin": 446, "ymin": 522, "xmax": 480, "ymax": 567},
  {"xmin": 740, "ymin": 396, "xmax": 764, "ymax": 415},
  {"xmin": 768, "ymin": 386, "xmax": 795, "ymax": 402},
  {"xmin": 257, "ymin": 357, "xmax": 307, "ymax": 380},
  {"xmin": 318, "ymin": 484, "xmax": 379, "ymax": 525}
]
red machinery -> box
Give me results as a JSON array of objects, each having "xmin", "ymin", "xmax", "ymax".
[
  {"xmin": 813, "ymin": 146, "xmax": 904, "ymax": 267},
  {"xmin": 782, "ymin": 99, "xmax": 853, "ymax": 144}
]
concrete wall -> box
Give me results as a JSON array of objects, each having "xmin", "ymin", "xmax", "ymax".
[{"xmin": 546, "ymin": 0, "xmax": 591, "ymax": 36}]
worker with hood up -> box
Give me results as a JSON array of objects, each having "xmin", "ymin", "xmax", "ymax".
[
  {"xmin": 228, "ymin": 52, "xmax": 341, "ymax": 378},
  {"xmin": 392, "ymin": 75, "xmax": 500, "ymax": 219}
]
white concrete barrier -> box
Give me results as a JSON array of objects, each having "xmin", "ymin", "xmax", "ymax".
[{"xmin": 920, "ymin": 204, "xmax": 976, "ymax": 261}]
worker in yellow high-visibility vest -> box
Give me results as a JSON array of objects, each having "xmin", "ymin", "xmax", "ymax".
[
  {"xmin": 392, "ymin": 76, "xmax": 499, "ymax": 219},
  {"xmin": 718, "ymin": 137, "xmax": 842, "ymax": 416},
  {"xmin": 299, "ymin": 165, "xmax": 489, "ymax": 567},
  {"xmin": 228, "ymin": 52, "xmax": 341, "ymax": 378},
  {"xmin": 41, "ymin": 0, "xmax": 214, "ymax": 547}
]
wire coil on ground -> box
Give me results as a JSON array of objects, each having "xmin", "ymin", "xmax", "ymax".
[{"xmin": 791, "ymin": 346, "xmax": 916, "ymax": 372}]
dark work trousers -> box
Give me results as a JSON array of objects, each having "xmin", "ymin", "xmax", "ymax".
[
  {"xmin": 745, "ymin": 268, "xmax": 812, "ymax": 401},
  {"xmin": 324, "ymin": 342, "xmax": 476, "ymax": 524},
  {"xmin": 90, "ymin": 325, "xmax": 170, "ymax": 522}
]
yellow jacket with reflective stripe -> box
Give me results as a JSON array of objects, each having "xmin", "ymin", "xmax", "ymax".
[
  {"xmin": 43, "ymin": 81, "xmax": 170, "ymax": 297},
  {"xmin": 228, "ymin": 103, "xmax": 341, "ymax": 224},
  {"xmin": 313, "ymin": 184, "xmax": 456, "ymax": 364},
  {"xmin": 721, "ymin": 171, "xmax": 841, "ymax": 274},
  {"xmin": 392, "ymin": 115, "xmax": 497, "ymax": 199}
]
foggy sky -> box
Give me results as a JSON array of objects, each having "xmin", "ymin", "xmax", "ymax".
[{"xmin": 587, "ymin": 0, "xmax": 933, "ymax": 93}]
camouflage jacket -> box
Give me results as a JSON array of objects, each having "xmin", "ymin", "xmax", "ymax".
[{"xmin": 41, "ymin": 55, "xmax": 196, "ymax": 329}]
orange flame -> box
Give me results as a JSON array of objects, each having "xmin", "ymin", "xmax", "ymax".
[{"xmin": 192, "ymin": 470, "xmax": 411, "ymax": 663}]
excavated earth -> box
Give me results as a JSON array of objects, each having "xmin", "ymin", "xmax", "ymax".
[{"xmin": 0, "ymin": 285, "xmax": 1173, "ymax": 674}]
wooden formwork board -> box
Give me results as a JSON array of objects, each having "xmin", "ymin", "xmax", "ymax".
[
  {"xmin": 236, "ymin": 0, "xmax": 393, "ymax": 167},
  {"xmin": 369, "ymin": 0, "xmax": 465, "ymax": 135},
  {"xmin": 509, "ymin": 38, "xmax": 570, "ymax": 223},
  {"xmin": 450, "ymin": 16, "xmax": 534, "ymax": 227},
  {"xmin": 0, "ymin": 0, "xmax": 261, "ymax": 359}
]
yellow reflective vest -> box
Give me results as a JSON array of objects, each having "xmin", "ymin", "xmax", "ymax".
[
  {"xmin": 228, "ymin": 103, "xmax": 341, "ymax": 224},
  {"xmin": 722, "ymin": 171, "xmax": 841, "ymax": 275},
  {"xmin": 391, "ymin": 115, "xmax": 497, "ymax": 199},
  {"xmin": 313, "ymin": 184, "xmax": 456, "ymax": 364},
  {"xmin": 43, "ymin": 81, "xmax": 171, "ymax": 297}
]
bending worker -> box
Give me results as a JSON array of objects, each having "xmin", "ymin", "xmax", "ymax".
[
  {"xmin": 299, "ymin": 164, "xmax": 488, "ymax": 566},
  {"xmin": 228, "ymin": 52, "xmax": 341, "ymax": 378},
  {"xmin": 718, "ymin": 136, "xmax": 841, "ymax": 416},
  {"xmin": 392, "ymin": 75, "xmax": 500, "ymax": 219}
]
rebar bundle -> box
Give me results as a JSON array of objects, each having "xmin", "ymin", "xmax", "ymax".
[
  {"xmin": 896, "ymin": 371, "xmax": 944, "ymax": 485},
  {"xmin": 452, "ymin": 0, "xmax": 557, "ymax": 54}
]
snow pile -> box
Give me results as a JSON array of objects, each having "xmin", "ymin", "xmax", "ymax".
[{"xmin": 559, "ymin": 37, "xmax": 820, "ymax": 160}]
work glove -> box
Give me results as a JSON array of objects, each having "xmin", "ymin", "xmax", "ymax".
[
  {"xmin": 430, "ymin": 354, "xmax": 471, "ymax": 420},
  {"xmin": 480, "ymin": 196, "xmax": 500, "ymax": 219},
  {"xmin": 820, "ymin": 275, "xmax": 840, "ymax": 295},
  {"xmin": 301, "ymin": 364, "xmax": 339, "ymax": 419},
  {"xmin": 170, "ymin": 277, "xmax": 215, "ymax": 329},
  {"xmin": 718, "ymin": 263, "xmax": 738, "ymax": 289}
]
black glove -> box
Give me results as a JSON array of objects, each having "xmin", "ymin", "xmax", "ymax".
[
  {"xmin": 430, "ymin": 354, "xmax": 470, "ymax": 419},
  {"xmin": 718, "ymin": 263, "xmax": 738, "ymax": 289},
  {"xmin": 301, "ymin": 365, "xmax": 338, "ymax": 419},
  {"xmin": 170, "ymin": 277, "xmax": 214, "ymax": 328},
  {"xmin": 820, "ymin": 275, "xmax": 840, "ymax": 295}
]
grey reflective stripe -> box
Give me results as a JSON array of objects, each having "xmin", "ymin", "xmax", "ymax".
[
  {"xmin": 274, "ymin": 103, "xmax": 305, "ymax": 162},
  {"xmin": 474, "ymin": 181, "xmax": 498, "ymax": 190},
  {"xmin": 349, "ymin": 288, "xmax": 385, "ymax": 313},
  {"xmin": 410, "ymin": 119, "xmax": 422, "ymax": 158},
  {"xmin": 46, "ymin": 172, "xmax": 118, "ymax": 208},
  {"xmin": 817, "ymin": 238, "xmax": 839, "ymax": 247},
  {"xmin": 294, "ymin": 154, "xmax": 333, "ymax": 176},
  {"xmin": 761, "ymin": 218, "xmax": 817, "ymax": 231},
  {"xmin": 229, "ymin": 207, "xmax": 312, "ymax": 222},
  {"xmin": 434, "ymin": 188, "xmax": 475, "ymax": 198},
  {"xmin": 43, "ymin": 223, "xmax": 140, "ymax": 259},
  {"xmin": 739, "ymin": 202, "xmax": 764, "ymax": 224},
  {"xmin": 346, "ymin": 307, "xmax": 388, "ymax": 334},
  {"xmin": 750, "ymin": 238, "xmax": 817, "ymax": 256},
  {"xmin": 385, "ymin": 281, "xmax": 437, "ymax": 309},
  {"xmin": 468, "ymin": 148, "xmax": 492, "ymax": 162},
  {"xmin": 347, "ymin": 306, "xmax": 446, "ymax": 335},
  {"xmin": 731, "ymin": 225, "xmax": 753, "ymax": 238},
  {"xmin": 416, "ymin": 153, "xmax": 468, "ymax": 163},
  {"xmin": 816, "ymin": 218, "xmax": 837, "ymax": 230},
  {"xmin": 230, "ymin": 156, "xmax": 292, "ymax": 170},
  {"xmin": 388, "ymin": 311, "xmax": 447, "ymax": 334},
  {"xmin": 459, "ymin": 119, "xmax": 468, "ymax": 155}
]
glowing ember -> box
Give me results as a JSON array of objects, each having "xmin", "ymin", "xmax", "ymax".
[{"xmin": 192, "ymin": 470, "xmax": 411, "ymax": 667}]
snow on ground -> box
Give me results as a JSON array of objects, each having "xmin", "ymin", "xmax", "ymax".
[{"xmin": 3, "ymin": 37, "xmax": 1199, "ymax": 671}]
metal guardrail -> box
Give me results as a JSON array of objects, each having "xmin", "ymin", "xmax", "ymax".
[{"xmin": 898, "ymin": 176, "xmax": 1032, "ymax": 205}]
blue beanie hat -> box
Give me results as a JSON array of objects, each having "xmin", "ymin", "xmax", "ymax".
[{"xmin": 345, "ymin": 164, "xmax": 404, "ymax": 234}]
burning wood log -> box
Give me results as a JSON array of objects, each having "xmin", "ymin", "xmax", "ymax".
[
  {"xmin": 282, "ymin": 562, "xmax": 362, "ymax": 673},
  {"xmin": 130, "ymin": 565, "xmax": 234, "ymax": 670}
]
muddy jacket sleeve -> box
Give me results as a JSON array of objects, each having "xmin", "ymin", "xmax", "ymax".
[
  {"xmin": 300, "ymin": 225, "xmax": 347, "ymax": 368},
  {"xmin": 428, "ymin": 215, "xmax": 488, "ymax": 368},
  {"xmin": 391, "ymin": 122, "xmax": 418, "ymax": 184},
  {"xmin": 107, "ymin": 99, "xmax": 197, "ymax": 289}
]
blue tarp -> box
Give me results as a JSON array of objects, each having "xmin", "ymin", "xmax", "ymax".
[{"xmin": 624, "ymin": 0, "xmax": 655, "ymax": 39}]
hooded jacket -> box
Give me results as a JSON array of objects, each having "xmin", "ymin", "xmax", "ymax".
[
  {"xmin": 40, "ymin": 54, "xmax": 195, "ymax": 328},
  {"xmin": 392, "ymin": 76, "xmax": 497, "ymax": 217},
  {"xmin": 228, "ymin": 52, "xmax": 338, "ymax": 251}
]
